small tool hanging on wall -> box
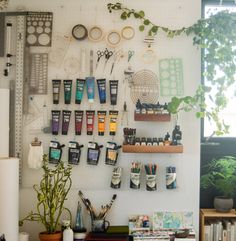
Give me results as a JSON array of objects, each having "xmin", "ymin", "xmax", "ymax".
[
  {"xmin": 110, "ymin": 166, "xmax": 122, "ymax": 189},
  {"xmin": 121, "ymin": 101, "xmax": 129, "ymax": 126},
  {"xmin": 26, "ymin": 12, "xmax": 53, "ymax": 47},
  {"xmin": 4, "ymin": 22, "xmax": 12, "ymax": 76}
]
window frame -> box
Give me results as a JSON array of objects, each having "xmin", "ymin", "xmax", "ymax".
[{"xmin": 201, "ymin": 0, "xmax": 236, "ymax": 144}]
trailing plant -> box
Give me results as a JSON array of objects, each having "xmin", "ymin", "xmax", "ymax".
[
  {"xmin": 200, "ymin": 156, "xmax": 236, "ymax": 197},
  {"xmin": 19, "ymin": 154, "xmax": 72, "ymax": 234},
  {"xmin": 107, "ymin": 2, "xmax": 236, "ymax": 135}
]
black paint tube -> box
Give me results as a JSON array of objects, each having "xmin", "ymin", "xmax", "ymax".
[
  {"xmin": 52, "ymin": 79, "xmax": 61, "ymax": 104},
  {"xmin": 68, "ymin": 141, "xmax": 84, "ymax": 165},
  {"xmin": 64, "ymin": 79, "xmax": 72, "ymax": 104},
  {"xmin": 109, "ymin": 80, "xmax": 118, "ymax": 105},
  {"xmin": 49, "ymin": 141, "xmax": 65, "ymax": 164},
  {"xmin": 75, "ymin": 79, "xmax": 85, "ymax": 104},
  {"xmin": 97, "ymin": 79, "xmax": 106, "ymax": 104},
  {"xmin": 51, "ymin": 110, "xmax": 61, "ymax": 135},
  {"xmin": 74, "ymin": 110, "xmax": 84, "ymax": 135},
  {"xmin": 62, "ymin": 110, "xmax": 71, "ymax": 135}
]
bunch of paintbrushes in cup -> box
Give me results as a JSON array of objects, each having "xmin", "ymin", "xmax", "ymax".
[{"xmin": 78, "ymin": 190, "xmax": 117, "ymax": 220}]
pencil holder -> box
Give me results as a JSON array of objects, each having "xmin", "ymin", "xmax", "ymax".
[
  {"xmin": 110, "ymin": 167, "xmax": 122, "ymax": 189},
  {"xmin": 91, "ymin": 218, "xmax": 110, "ymax": 233},
  {"xmin": 166, "ymin": 166, "xmax": 177, "ymax": 189},
  {"xmin": 146, "ymin": 174, "xmax": 157, "ymax": 191},
  {"xmin": 130, "ymin": 172, "xmax": 141, "ymax": 189}
]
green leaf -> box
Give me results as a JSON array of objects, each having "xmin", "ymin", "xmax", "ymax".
[
  {"xmin": 120, "ymin": 12, "xmax": 127, "ymax": 20},
  {"xmin": 134, "ymin": 12, "xmax": 140, "ymax": 18},
  {"xmin": 151, "ymin": 25, "xmax": 158, "ymax": 33},
  {"xmin": 143, "ymin": 19, "xmax": 150, "ymax": 25},
  {"xmin": 139, "ymin": 25, "xmax": 145, "ymax": 31},
  {"xmin": 139, "ymin": 10, "xmax": 145, "ymax": 18}
]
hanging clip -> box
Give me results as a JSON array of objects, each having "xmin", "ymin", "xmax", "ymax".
[{"xmin": 31, "ymin": 137, "xmax": 41, "ymax": 146}]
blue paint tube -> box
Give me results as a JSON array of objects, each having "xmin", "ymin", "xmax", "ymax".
[
  {"xmin": 75, "ymin": 79, "xmax": 85, "ymax": 104},
  {"xmin": 86, "ymin": 77, "xmax": 95, "ymax": 103},
  {"xmin": 97, "ymin": 79, "xmax": 106, "ymax": 104},
  {"xmin": 109, "ymin": 80, "xmax": 118, "ymax": 105},
  {"xmin": 64, "ymin": 80, "xmax": 72, "ymax": 104}
]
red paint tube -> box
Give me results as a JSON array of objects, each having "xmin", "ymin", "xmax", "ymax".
[
  {"xmin": 86, "ymin": 110, "xmax": 95, "ymax": 135},
  {"xmin": 74, "ymin": 110, "xmax": 84, "ymax": 135}
]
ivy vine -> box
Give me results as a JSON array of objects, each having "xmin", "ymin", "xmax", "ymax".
[{"xmin": 107, "ymin": 2, "xmax": 236, "ymax": 136}]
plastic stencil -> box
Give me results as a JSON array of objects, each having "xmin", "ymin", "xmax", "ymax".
[
  {"xmin": 29, "ymin": 53, "xmax": 48, "ymax": 95},
  {"xmin": 159, "ymin": 58, "xmax": 184, "ymax": 97}
]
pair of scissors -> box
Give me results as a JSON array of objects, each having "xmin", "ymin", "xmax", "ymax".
[
  {"xmin": 128, "ymin": 50, "xmax": 135, "ymax": 62},
  {"xmin": 96, "ymin": 50, "xmax": 104, "ymax": 69},
  {"xmin": 103, "ymin": 48, "xmax": 113, "ymax": 71}
]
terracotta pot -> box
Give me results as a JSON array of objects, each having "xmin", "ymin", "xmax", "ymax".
[
  {"xmin": 214, "ymin": 196, "xmax": 234, "ymax": 212},
  {"xmin": 39, "ymin": 231, "xmax": 62, "ymax": 241}
]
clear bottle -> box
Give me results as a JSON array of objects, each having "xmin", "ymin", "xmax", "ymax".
[{"xmin": 63, "ymin": 221, "xmax": 73, "ymax": 241}]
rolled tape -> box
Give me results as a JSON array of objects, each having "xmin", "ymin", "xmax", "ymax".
[{"xmin": 88, "ymin": 26, "xmax": 104, "ymax": 42}]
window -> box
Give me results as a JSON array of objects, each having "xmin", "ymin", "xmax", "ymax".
[{"xmin": 203, "ymin": 2, "xmax": 236, "ymax": 138}]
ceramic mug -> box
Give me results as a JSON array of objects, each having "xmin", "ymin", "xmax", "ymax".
[{"xmin": 91, "ymin": 219, "xmax": 110, "ymax": 232}]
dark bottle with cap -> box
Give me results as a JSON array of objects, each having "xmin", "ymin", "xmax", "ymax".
[{"xmin": 172, "ymin": 125, "xmax": 182, "ymax": 145}]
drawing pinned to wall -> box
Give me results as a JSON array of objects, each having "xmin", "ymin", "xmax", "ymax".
[
  {"xmin": 152, "ymin": 211, "xmax": 193, "ymax": 230},
  {"xmin": 159, "ymin": 58, "xmax": 184, "ymax": 97}
]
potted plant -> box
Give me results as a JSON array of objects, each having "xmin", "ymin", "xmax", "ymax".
[
  {"xmin": 201, "ymin": 156, "xmax": 236, "ymax": 212},
  {"xmin": 19, "ymin": 154, "xmax": 72, "ymax": 241}
]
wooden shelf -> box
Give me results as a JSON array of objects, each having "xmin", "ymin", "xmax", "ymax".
[
  {"xmin": 200, "ymin": 209, "xmax": 236, "ymax": 241},
  {"xmin": 122, "ymin": 145, "xmax": 183, "ymax": 153},
  {"xmin": 134, "ymin": 112, "xmax": 171, "ymax": 122}
]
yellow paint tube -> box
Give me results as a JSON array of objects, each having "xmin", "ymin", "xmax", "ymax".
[
  {"xmin": 97, "ymin": 111, "xmax": 107, "ymax": 136},
  {"xmin": 109, "ymin": 110, "xmax": 119, "ymax": 135}
]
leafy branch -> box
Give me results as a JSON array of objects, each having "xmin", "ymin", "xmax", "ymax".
[
  {"xmin": 19, "ymin": 154, "xmax": 72, "ymax": 234},
  {"xmin": 107, "ymin": 2, "xmax": 236, "ymax": 135}
]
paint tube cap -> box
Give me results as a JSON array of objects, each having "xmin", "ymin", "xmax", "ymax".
[
  {"xmin": 52, "ymin": 131, "xmax": 59, "ymax": 135},
  {"xmin": 65, "ymin": 100, "xmax": 71, "ymax": 104},
  {"xmin": 98, "ymin": 132, "xmax": 104, "ymax": 136},
  {"xmin": 88, "ymin": 99, "xmax": 94, "ymax": 103},
  {"xmin": 53, "ymin": 100, "xmax": 59, "ymax": 104},
  {"xmin": 75, "ymin": 99, "xmax": 81, "ymax": 104},
  {"xmin": 62, "ymin": 131, "xmax": 68, "ymax": 135},
  {"xmin": 87, "ymin": 131, "xmax": 93, "ymax": 135},
  {"xmin": 75, "ymin": 131, "xmax": 81, "ymax": 135},
  {"xmin": 110, "ymin": 131, "xmax": 116, "ymax": 135}
]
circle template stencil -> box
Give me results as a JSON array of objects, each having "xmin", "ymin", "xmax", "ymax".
[{"xmin": 26, "ymin": 12, "xmax": 53, "ymax": 47}]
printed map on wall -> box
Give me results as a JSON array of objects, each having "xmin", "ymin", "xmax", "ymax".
[{"xmin": 152, "ymin": 211, "xmax": 193, "ymax": 230}]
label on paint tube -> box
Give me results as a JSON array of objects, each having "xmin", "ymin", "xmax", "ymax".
[
  {"xmin": 86, "ymin": 110, "xmax": 95, "ymax": 135},
  {"xmin": 88, "ymin": 142, "xmax": 96, "ymax": 149}
]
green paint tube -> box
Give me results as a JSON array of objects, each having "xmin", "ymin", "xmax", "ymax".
[
  {"xmin": 64, "ymin": 79, "xmax": 72, "ymax": 104},
  {"xmin": 75, "ymin": 79, "xmax": 85, "ymax": 104}
]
